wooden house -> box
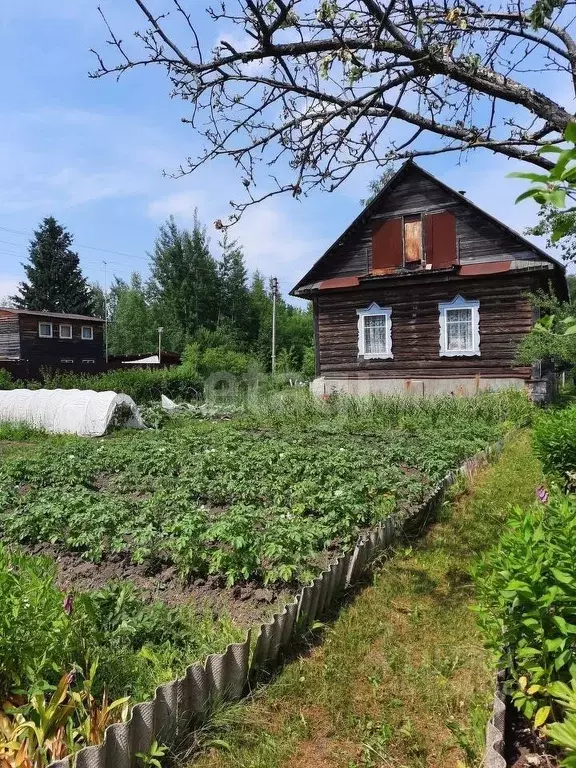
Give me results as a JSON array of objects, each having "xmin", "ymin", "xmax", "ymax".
[
  {"xmin": 291, "ymin": 162, "xmax": 567, "ymax": 399},
  {"xmin": 0, "ymin": 308, "xmax": 105, "ymax": 371}
]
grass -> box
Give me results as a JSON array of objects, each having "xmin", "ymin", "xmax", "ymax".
[{"xmin": 185, "ymin": 431, "xmax": 542, "ymax": 768}]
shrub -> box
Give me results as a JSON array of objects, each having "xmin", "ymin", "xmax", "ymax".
[
  {"xmin": 301, "ymin": 346, "xmax": 316, "ymax": 379},
  {"xmin": 473, "ymin": 491, "xmax": 576, "ymax": 721},
  {"xmin": 0, "ymin": 368, "xmax": 12, "ymax": 389},
  {"xmin": 0, "ymin": 546, "xmax": 73, "ymax": 697},
  {"xmin": 40, "ymin": 367, "xmax": 203, "ymax": 404},
  {"xmin": 533, "ymin": 405, "xmax": 576, "ymax": 489}
]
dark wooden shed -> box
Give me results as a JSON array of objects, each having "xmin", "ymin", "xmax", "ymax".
[
  {"xmin": 291, "ymin": 161, "xmax": 567, "ymax": 399},
  {"xmin": 0, "ymin": 308, "xmax": 105, "ymax": 375}
]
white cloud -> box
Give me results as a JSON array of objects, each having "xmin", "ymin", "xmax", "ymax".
[{"xmin": 147, "ymin": 188, "xmax": 329, "ymax": 289}]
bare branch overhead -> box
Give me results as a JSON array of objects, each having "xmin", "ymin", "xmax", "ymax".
[{"xmin": 92, "ymin": 0, "xmax": 576, "ymax": 219}]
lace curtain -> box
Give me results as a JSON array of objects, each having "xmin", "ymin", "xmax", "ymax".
[{"xmin": 364, "ymin": 315, "xmax": 388, "ymax": 354}]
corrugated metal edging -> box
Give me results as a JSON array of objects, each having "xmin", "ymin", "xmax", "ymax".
[
  {"xmin": 50, "ymin": 636, "xmax": 251, "ymax": 768},
  {"xmin": 485, "ymin": 672, "xmax": 506, "ymax": 768},
  {"xmin": 48, "ymin": 437, "xmax": 506, "ymax": 768}
]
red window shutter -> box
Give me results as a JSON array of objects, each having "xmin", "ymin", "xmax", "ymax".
[
  {"xmin": 425, "ymin": 211, "xmax": 457, "ymax": 269},
  {"xmin": 371, "ymin": 217, "xmax": 403, "ymax": 271}
]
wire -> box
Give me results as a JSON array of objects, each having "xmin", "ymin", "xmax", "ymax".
[{"xmin": 0, "ymin": 225, "xmax": 148, "ymax": 262}]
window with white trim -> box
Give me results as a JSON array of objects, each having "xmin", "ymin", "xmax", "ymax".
[
  {"xmin": 60, "ymin": 358, "xmax": 74, "ymax": 364},
  {"xmin": 38, "ymin": 322, "xmax": 53, "ymax": 338},
  {"xmin": 81, "ymin": 326, "xmax": 94, "ymax": 340},
  {"xmin": 82, "ymin": 359, "xmax": 95, "ymax": 364},
  {"xmin": 438, "ymin": 295, "xmax": 480, "ymax": 357},
  {"xmin": 357, "ymin": 302, "xmax": 393, "ymax": 359},
  {"xmin": 59, "ymin": 324, "xmax": 72, "ymax": 339}
]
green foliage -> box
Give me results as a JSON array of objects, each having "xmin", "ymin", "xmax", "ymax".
[
  {"xmin": 0, "ymin": 368, "xmax": 13, "ymax": 389},
  {"xmin": 473, "ymin": 491, "xmax": 576, "ymax": 720},
  {"xmin": 11, "ymin": 216, "xmax": 94, "ymax": 315},
  {"xmin": 0, "ymin": 391, "xmax": 529, "ymax": 587},
  {"xmin": 301, "ymin": 346, "xmax": 316, "ymax": 379},
  {"xmin": 39, "ymin": 367, "xmax": 202, "ymax": 403},
  {"xmin": 525, "ymin": 205, "xmax": 576, "ymax": 263},
  {"xmin": 0, "ymin": 543, "xmax": 241, "ymax": 702},
  {"xmin": 107, "ymin": 273, "xmax": 157, "ymax": 355},
  {"xmin": 510, "ymin": 123, "xmax": 576, "ymax": 243},
  {"xmin": 0, "ymin": 546, "xmax": 74, "ymax": 697},
  {"xmin": 514, "ymin": 288, "xmax": 576, "ymax": 366},
  {"xmin": 533, "ymin": 405, "xmax": 576, "ymax": 488}
]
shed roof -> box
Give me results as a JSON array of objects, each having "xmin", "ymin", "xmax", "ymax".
[{"xmin": 0, "ymin": 308, "xmax": 105, "ymax": 322}]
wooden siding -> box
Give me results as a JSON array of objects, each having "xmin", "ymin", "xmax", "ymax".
[
  {"xmin": 304, "ymin": 165, "xmax": 536, "ymax": 284},
  {"xmin": 0, "ymin": 311, "xmax": 20, "ymax": 359},
  {"xmin": 317, "ymin": 272, "xmax": 537, "ymax": 380},
  {"xmin": 18, "ymin": 314, "xmax": 105, "ymax": 364}
]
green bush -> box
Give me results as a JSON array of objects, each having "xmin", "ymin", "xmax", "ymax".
[
  {"xmin": 301, "ymin": 346, "xmax": 316, "ymax": 379},
  {"xmin": 533, "ymin": 405, "xmax": 576, "ymax": 489},
  {"xmin": 0, "ymin": 368, "xmax": 12, "ymax": 389},
  {"xmin": 40, "ymin": 367, "xmax": 203, "ymax": 404},
  {"xmin": 473, "ymin": 491, "xmax": 576, "ymax": 721},
  {"xmin": 0, "ymin": 544, "xmax": 241, "ymax": 702},
  {"xmin": 0, "ymin": 546, "xmax": 74, "ymax": 697}
]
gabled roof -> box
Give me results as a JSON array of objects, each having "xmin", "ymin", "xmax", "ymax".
[
  {"xmin": 0, "ymin": 307, "xmax": 105, "ymax": 322},
  {"xmin": 291, "ymin": 160, "xmax": 566, "ymax": 296}
]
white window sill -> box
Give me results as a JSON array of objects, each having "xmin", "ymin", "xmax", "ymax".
[
  {"xmin": 440, "ymin": 350, "xmax": 480, "ymax": 357},
  {"xmin": 359, "ymin": 353, "xmax": 394, "ymax": 360}
]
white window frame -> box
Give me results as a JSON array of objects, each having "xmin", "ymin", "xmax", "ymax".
[
  {"xmin": 357, "ymin": 302, "xmax": 393, "ymax": 360},
  {"xmin": 82, "ymin": 359, "xmax": 95, "ymax": 364},
  {"xmin": 38, "ymin": 321, "xmax": 53, "ymax": 338},
  {"xmin": 60, "ymin": 358, "xmax": 74, "ymax": 364},
  {"xmin": 81, "ymin": 326, "xmax": 94, "ymax": 340},
  {"xmin": 59, "ymin": 324, "xmax": 72, "ymax": 339},
  {"xmin": 438, "ymin": 295, "xmax": 480, "ymax": 357}
]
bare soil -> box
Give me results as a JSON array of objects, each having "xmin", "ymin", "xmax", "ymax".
[
  {"xmin": 24, "ymin": 542, "xmax": 293, "ymax": 630},
  {"xmin": 506, "ymin": 702, "xmax": 560, "ymax": 768}
]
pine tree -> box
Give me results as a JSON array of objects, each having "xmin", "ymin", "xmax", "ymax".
[{"xmin": 12, "ymin": 217, "xmax": 94, "ymax": 315}]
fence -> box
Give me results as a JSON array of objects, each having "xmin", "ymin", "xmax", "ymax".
[{"xmin": 50, "ymin": 439, "xmax": 504, "ymax": 768}]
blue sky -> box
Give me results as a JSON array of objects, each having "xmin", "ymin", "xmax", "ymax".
[{"xmin": 0, "ymin": 1, "xmax": 574, "ymax": 305}]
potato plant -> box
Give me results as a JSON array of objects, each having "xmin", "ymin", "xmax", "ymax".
[{"xmin": 0, "ymin": 394, "xmax": 522, "ymax": 587}]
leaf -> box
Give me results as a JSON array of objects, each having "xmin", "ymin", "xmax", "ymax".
[
  {"xmin": 534, "ymin": 705, "xmax": 551, "ymax": 728},
  {"xmin": 537, "ymin": 144, "xmax": 563, "ymax": 154},
  {"xmin": 565, "ymin": 122, "xmax": 576, "ymax": 144},
  {"xmin": 515, "ymin": 189, "xmax": 540, "ymax": 204},
  {"xmin": 551, "ymin": 568, "xmax": 573, "ymax": 585},
  {"xmin": 507, "ymin": 171, "xmax": 551, "ymax": 182}
]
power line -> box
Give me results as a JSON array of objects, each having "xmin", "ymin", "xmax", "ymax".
[{"xmin": 0, "ymin": 225, "xmax": 148, "ymax": 262}]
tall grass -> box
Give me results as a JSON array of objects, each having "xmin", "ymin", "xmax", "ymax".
[{"xmin": 241, "ymin": 387, "xmax": 535, "ymax": 431}]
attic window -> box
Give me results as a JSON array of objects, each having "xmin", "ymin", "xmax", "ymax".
[
  {"xmin": 404, "ymin": 216, "xmax": 422, "ymax": 263},
  {"xmin": 372, "ymin": 210, "xmax": 457, "ymax": 272}
]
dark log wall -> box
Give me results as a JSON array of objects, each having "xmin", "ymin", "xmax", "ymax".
[
  {"xmin": 18, "ymin": 315, "xmax": 105, "ymax": 364},
  {"xmin": 0, "ymin": 311, "xmax": 20, "ymax": 359},
  {"xmin": 306, "ymin": 166, "xmax": 535, "ymax": 282},
  {"xmin": 317, "ymin": 272, "xmax": 537, "ymax": 379}
]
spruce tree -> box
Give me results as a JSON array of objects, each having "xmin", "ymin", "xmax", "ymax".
[
  {"xmin": 12, "ymin": 217, "xmax": 94, "ymax": 315},
  {"xmin": 217, "ymin": 233, "xmax": 249, "ymax": 338}
]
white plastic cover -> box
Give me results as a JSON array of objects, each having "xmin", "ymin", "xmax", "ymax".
[{"xmin": 0, "ymin": 389, "xmax": 145, "ymax": 437}]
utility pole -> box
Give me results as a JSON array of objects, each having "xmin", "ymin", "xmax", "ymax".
[
  {"xmin": 271, "ymin": 276, "xmax": 278, "ymax": 375},
  {"xmin": 157, "ymin": 327, "xmax": 163, "ymax": 365},
  {"xmin": 103, "ymin": 260, "xmax": 109, "ymax": 364}
]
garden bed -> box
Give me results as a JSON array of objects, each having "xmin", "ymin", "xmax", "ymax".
[{"xmin": 0, "ymin": 390, "xmax": 534, "ymax": 766}]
